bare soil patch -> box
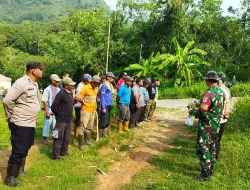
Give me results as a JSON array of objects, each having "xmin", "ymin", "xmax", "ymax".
[{"xmin": 96, "ymin": 109, "xmax": 190, "ymax": 190}]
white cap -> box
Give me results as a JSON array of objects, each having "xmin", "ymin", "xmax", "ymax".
[{"xmin": 50, "ymin": 74, "xmax": 61, "ymax": 82}]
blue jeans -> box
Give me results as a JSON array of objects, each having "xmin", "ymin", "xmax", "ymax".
[{"xmin": 42, "ymin": 113, "xmax": 56, "ymax": 137}]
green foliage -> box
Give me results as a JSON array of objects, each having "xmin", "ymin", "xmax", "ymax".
[
  {"xmin": 0, "ymin": 104, "xmax": 10, "ymax": 149},
  {"xmin": 159, "ymin": 82, "xmax": 207, "ymax": 99},
  {"xmin": 0, "ymin": 0, "xmax": 110, "ymax": 23},
  {"xmin": 158, "ymin": 82, "xmax": 250, "ymax": 99},
  {"xmin": 227, "ymin": 97, "xmax": 250, "ymax": 132},
  {"xmin": 124, "ymin": 52, "xmax": 158, "ymax": 77},
  {"xmin": 153, "ymin": 37, "xmax": 210, "ymax": 86},
  {"xmin": 230, "ymin": 83, "xmax": 250, "ymax": 97}
]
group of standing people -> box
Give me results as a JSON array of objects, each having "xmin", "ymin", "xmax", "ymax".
[
  {"xmin": 2, "ymin": 60, "xmax": 161, "ymax": 187},
  {"xmin": 2, "ymin": 60, "xmax": 233, "ymax": 187},
  {"xmin": 116, "ymin": 74, "xmax": 160, "ymax": 132}
]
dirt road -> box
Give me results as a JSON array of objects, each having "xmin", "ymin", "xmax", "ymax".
[{"xmin": 96, "ymin": 108, "xmax": 190, "ymax": 190}]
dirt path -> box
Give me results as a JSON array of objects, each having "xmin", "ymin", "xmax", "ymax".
[{"xmin": 96, "ymin": 109, "xmax": 190, "ymax": 190}]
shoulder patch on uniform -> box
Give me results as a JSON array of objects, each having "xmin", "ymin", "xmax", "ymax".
[{"xmin": 202, "ymin": 97, "xmax": 208, "ymax": 103}]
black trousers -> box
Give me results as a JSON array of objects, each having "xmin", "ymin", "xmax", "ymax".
[
  {"xmin": 129, "ymin": 107, "xmax": 143, "ymax": 129},
  {"xmin": 138, "ymin": 106, "xmax": 146, "ymax": 122},
  {"xmin": 52, "ymin": 122, "xmax": 71, "ymax": 158},
  {"xmin": 8, "ymin": 122, "xmax": 35, "ymax": 164},
  {"xmin": 99, "ymin": 110, "xmax": 111, "ymax": 129},
  {"xmin": 74, "ymin": 107, "xmax": 81, "ymax": 126},
  {"xmin": 216, "ymin": 122, "xmax": 226, "ymax": 157}
]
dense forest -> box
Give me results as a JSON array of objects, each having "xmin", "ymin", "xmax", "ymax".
[
  {"xmin": 0, "ymin": 0, "xmax": 249, "ymax": 87},
  {"xmin": 0, "ymin": 0, "xmax": 110, "ymax": 23}
]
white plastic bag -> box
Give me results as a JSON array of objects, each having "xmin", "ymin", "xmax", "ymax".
[{"xmin": 185, "ymin": 117, "xmax": 194, "ymax": 126}]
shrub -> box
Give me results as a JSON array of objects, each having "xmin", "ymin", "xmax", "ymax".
[
  {"xmin": 227, "ymin": 97, "xmax": 250, "ymax": 132},
  {"xmin": 159, "ymin": 82, "xmax": 250, "ymax": 99},
  {"xmin": 159, "ymin": 82, "xmax": 206, "ymax": 99}
]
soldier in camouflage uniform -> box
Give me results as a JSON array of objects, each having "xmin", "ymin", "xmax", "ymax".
[{"xmin": 196, "ymin": 70, "xmax": 225, "ymax": 181}]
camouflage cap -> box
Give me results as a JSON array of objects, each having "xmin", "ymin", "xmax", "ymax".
[
  {"xmin": 218, "ymin": 71, "xmax": 226, "ymax": 80},
  {"xmin": 204, "ymin": 70, "xmax": 219, "ymax": 81}
]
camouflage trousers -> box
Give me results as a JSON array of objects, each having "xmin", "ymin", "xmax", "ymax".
[
  {"xmin": 196, "ymin": 122, "xmax": 219, "ymax": 172},
  {"xmin": 142, "ymin": 99, "xmax": 155, "ymax": 120}
]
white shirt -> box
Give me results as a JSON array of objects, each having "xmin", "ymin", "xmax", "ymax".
[
  {"xmin": 74, "ymin": 82, "xmax": 84, "ymax": 108},
  {"xmin": 219, "ymin": 82, "xmax": 231, "ymax": 124}
]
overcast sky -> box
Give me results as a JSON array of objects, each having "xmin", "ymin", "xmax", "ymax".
[{"xmin": 104, "ymin": 0, "xmax": 241, "ymax": 13}]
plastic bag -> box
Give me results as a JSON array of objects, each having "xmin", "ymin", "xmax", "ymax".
[{"xmin": 185, "ymin": 117, "xmax": 194, "ymax": 126}]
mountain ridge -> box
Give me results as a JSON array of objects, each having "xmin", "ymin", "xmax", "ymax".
[{"xmin": 0, "ymin": 0, "xmax": 110, "ymax": 23}]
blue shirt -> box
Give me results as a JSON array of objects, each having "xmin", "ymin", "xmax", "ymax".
[
  {"xmin": 100, "ymin": 82, "xmax": 113, "ymax": 110},
  {"xmin": 141, "ymin": 87, "xmax": 149, "ymax": 106},
  {"xmin": 117, "ymin": 84, "xmax": 131, "ymax": 105}
]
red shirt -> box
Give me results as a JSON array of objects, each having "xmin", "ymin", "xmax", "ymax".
[{"xmin": 116, "ymin": 78, "xmax": 125, "ymax": 89}]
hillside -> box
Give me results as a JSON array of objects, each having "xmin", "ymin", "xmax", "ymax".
[{"xmin": 0, "ymin": 0, "xmax": 110, "ymax": 23}]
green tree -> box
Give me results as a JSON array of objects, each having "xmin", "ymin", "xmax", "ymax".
[
  {"xmin": 124, "ymin": 52, "xmax": 157, "ymax": 77},
  {"xmin": 153, "ymin": 37, "xmax": 210, "ymax": 86}
]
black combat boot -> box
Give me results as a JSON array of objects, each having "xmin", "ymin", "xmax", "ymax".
[
  {"xmin": 5, "ymin": 164, "xmax": 19, "ymax": 187},
  {"xmin": 196, "ymin": 170, "xmax": 211, "ymax": 181},
  {"xmin": 15, "ymin": 157, "xmax": 27, "ymax": 178},
  {"xmin": 210, "ymin": 164, "xmax": 214, "ymax": 176}
]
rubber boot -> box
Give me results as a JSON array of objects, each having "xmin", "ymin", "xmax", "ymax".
[
  {"xmin": 123, "ymin": 121, "xmax": 129, "ymax": 132},
  {"xmin": 196, "ymin": 169, "xmax": 211, "ymax": 181},
  {"xmin": 74, "ymin": 126, "xmax": 79, "ymax": 137},
  {"xmin": 5, "ymin": 164, "xmax": 19, "ymax": 187},
  {"xmin": 103, "ymin": 127, "xmax": 109, "ymax": 138},
  {"xmin": 117, "ymin": 122, "xmax": 123, "ymax": 133},
  {"xmin": 85, "ymin": 131, "xmax": 93, "ymax": 146},
  {"xmin": 15, "ymin": 157, "xmax": 27, "ymax": 178},
  {"xmin": 106, "ymin": 125, "xmax": 110, "ymax": 137},
  {"xmin": 78, "ymin": 135, "xmax": 84, "ymax": 151},
  {"xmin": 98, "ymin": 129, "xmax": 104, "ymax": 139},
  {"xmin": 210, "ymin": 164, "xmax": 214, "ymax": 176}
]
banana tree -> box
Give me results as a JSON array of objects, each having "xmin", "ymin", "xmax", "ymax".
[
  {"xmin": 153, "ymin": 37, "xmax": 210, "ymax": 86},
  {"xmin": 124, "ymin": 52, "xmax": 158, "ymax": 77}
]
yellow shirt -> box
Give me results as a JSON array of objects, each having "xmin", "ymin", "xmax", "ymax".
[{"xmin": 80, "ymin": 83, "xmax": 97, "ymax": 113}]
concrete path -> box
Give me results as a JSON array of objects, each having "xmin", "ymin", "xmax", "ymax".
[
  {"xmin": 157, "ymin": 97, "xmax": 238, "ymax": 109},
  {"xmin": 157, "ymin": 99, "xmax": 196, "ymax": 109}
]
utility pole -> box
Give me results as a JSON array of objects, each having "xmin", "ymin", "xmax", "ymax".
[
  {"xmin": 106, "ymin": 21, "xmax": 111, "ymax": 73},
  {"xmin": 139, "ymin": 44, "xmax": 142, "ymax": 64}
]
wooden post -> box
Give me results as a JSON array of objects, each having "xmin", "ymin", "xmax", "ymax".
[
  {"xmin": 106, "ymin": 21, "xmax": 111, "ymax": 73},
  {"xmin": 139, "ymin": 44, "xmax": 142, "ymax": 64}
]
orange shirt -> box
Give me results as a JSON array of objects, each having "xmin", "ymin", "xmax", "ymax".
[{"xmin": 80, "ymin": 83, "xmax": 97, "ymax": 113}]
